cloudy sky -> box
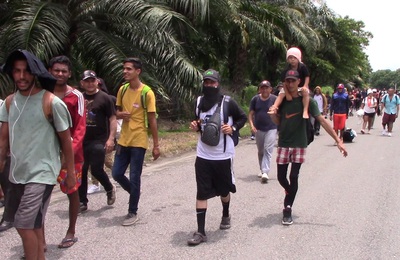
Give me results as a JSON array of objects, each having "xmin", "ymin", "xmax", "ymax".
[{"xmin": 325, "ymin": 0, "xmax": 398, "ymax": 71}]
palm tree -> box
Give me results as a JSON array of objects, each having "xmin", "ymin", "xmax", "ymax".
[{"xmin": 0, "ymin": 0, "xmax": 202, "ymax": 114}]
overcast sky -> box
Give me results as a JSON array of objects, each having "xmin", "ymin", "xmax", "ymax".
[{"xmin": 324, "ymin": 0, "xmax": 398, "ymax": 71}]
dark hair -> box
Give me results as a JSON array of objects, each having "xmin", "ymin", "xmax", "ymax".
[
  {"xmin": 123, "ymin": 57, "xmax": 142, "ymax": 70},
  {"xmin": 48, "ymin": 55, "xmax": 72, "ymax": 71}
]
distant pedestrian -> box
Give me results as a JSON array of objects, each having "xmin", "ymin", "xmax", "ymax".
[
  {"xmin": 380, "ymin": 87, "xmax": 399, "ymax": 136},
  {"xmin": 312, "ymin": 86, "xmax": 327, "ymax": 136},
  {"xmin": 248, "ymin": 80, "xmax": 277, "ymax": 182},
  {"xmin": 330, "ymin": 84, "xmax": 350, "ymax": 141},
  {"xmin": 360, "ymin": 89, "xmax": 377, "ymax": 134}
]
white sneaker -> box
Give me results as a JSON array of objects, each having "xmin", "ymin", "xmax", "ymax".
[
  {"xmin": 257, "ymin": 172, "xmax": 262, "ymax": 178},
  {"xmin": 388, "ymin": 132, "xmax": 392, "ymax": 137},
  {"xmin": 87, "ymin": 184, "xmax": 101, "ymax": 194},
  {"xmin": 261, "ymin": 173, "xmax": 269, "ymax": 183},
  {"xmin": 382, "ymin": 130, "xmax": 387, "ymax": 136}
]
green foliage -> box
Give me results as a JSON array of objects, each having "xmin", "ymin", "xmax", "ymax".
[
  {"xmin": 0, "ymin": 0, "xmax": 374, "ymax": 119},
  {"xmin": 370, "ymin": 69, "xmax": 400, "ymax": 90},
  {"xmin": 321, "ymin": 86, "xmax": 333, "ymax": 95}
]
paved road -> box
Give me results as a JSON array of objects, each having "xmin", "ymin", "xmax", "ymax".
[{"xmin": 1, "ymin": 115, "xmax": 400, "ymax": 260}]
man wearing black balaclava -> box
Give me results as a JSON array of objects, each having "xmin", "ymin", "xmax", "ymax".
[{"xmin": 187, "ymin": 69, "xmax": 247, "ymax": 246}]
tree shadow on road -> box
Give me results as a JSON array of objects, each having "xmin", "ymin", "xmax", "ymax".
[{"xmin": 248, "ymin": 213, "xmax": 282, "ymax": 229}]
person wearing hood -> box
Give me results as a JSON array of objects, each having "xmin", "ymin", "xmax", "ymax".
[
  {"xmin": 0, "ymin": 49, "xmax": 75, "ymax": 259},
  {"xmin": 187, "ymin": 69, "xmax": 247, "ymax": 246},
  {"xmin": 312, "ymin": 86, "xmax": 327, "ymax": 136}
]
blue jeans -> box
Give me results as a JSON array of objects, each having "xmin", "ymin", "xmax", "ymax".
[{"xmin": 112, "ymin": 145, "xmax": 146, "ymax": 214}]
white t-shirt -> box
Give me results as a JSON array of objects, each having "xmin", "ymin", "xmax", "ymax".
[
  {"xmin": 196, "ymin": 98, "xmax": 234, "ymax": 160},
  {"xmin": 363, "ymin": 97, "xmax": 377, "ymax": 114},
  {"xmin": 313, "ymin": 94, "xmax": 324, "ymax": 112}
]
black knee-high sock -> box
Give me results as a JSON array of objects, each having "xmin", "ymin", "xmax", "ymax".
[
  {"xmin": 222, "ymin": 201, "xmax": 230, "ymax": 217},
  {"xmin": 196, "ymin": 208, "xmax": 207, "ymax": 235}
]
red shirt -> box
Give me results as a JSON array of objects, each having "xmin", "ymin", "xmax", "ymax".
[{"xmin": 62, "ymin": 88, "xmax": 86, "ymax": 163}]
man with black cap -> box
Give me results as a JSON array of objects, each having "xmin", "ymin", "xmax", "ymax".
[
  {"xmin": 270, "ymin": 70, "xmax": 347, "ymax": 225},
  {"xmin": 248, "ymin": 80, "xmax": 277, "ymax": 182},
  {"xmin": 0, "ymin": 49, "xmax": 75, "ymax": 259},
  {"xmin": 78, "ymin": 70, "xmax": 117, "ymax": 213},
  {"xmin": 187, "ymin": 69, "xmax": 247, "ymax": 246}
]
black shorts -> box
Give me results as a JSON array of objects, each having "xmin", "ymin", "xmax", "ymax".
[
  {"xmin": 364, "ymin": 112, "xmax": 375, "ymax": 118},
  {"xmin": 195, "ymin": 157, "xmax": 236, "ymax": 200}
]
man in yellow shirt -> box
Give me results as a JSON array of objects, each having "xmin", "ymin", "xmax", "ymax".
[{"xmin": 112, "ymin": 58, "xmax": 160, "ymax": 226}]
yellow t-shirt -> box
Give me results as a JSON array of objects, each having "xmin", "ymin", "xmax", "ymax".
[{"xmin": 116, "ymin": 84, "xmax": 156, "ymax": 149}]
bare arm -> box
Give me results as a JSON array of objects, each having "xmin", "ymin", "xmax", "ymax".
[
  {"xmin": 0, "ymin": 122, "xmax": 9, "ymax": 173},
  {"xmin": 248, "ymin": 110, "xmax": 256, "ymax": 133},
  {"xmin": 315, "ymin": 115, "xmax": 348, "ymax": 157},
  {"xmin": 148, "ymin": 112, "xmax": 160, "ymax": 161},
  {"xmin": 105, "ymin": 115, "xmax": 117, "ymax": 153},
  {"xmin": 58, "ymin": 129, "xmax": 76, "ymax": 189},
  {"xmin": 116, "ymin": 106, "xmax": 131, "ymax": 121}
]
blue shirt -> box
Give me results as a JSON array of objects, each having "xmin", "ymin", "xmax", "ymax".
[{"xmin": 381, "ymin": 94, "xmax": 400, "ymax": 114}]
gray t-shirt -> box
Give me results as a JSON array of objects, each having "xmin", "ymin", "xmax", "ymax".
[{"xmin": 0, "ymin": 90, "xmax": 72, "ymax": 184}]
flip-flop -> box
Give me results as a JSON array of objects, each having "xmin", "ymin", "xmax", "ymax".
[{"xmin": 58, "ymin": 237, "xmax": 78, "ymax": 248}]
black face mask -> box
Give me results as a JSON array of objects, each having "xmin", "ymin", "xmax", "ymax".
[{"xmin": 201, "ymin": 86, "xmax": 221, "ymax": 112}]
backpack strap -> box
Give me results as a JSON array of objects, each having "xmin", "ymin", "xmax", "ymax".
[
  {"xmin": 42, "ymin": 90, "xmax": 54, "ymax": 122},
  {"xmin": 221, "ymin": 95, "xmax": 229, "ymax": 152},
  {"xmin": 196, "ymin": 96, "xmax": 203, "ymax": 119},
  {"xmin": 5, "ymin": 94, "xmax": 14, "ymax": 114},
  {"xmin": 141, "ymin": 85, "xmax": 151, "ymax": 128}
]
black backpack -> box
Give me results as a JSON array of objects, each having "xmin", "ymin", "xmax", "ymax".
[
  {"xmin": 200, "ymin": 101, "xmax": 222, "ymax": 146},
  {"xmin": 196, "ymin": 95, "xmax": 239, "ymax": 149}
]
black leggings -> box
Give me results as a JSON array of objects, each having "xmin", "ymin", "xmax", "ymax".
[
  {"xmin": 277, "ymin": 163, "xmax": 302, "ymax": 208},
  {"xmin": 79, "ymin": 141, "xmax": 113, "ymax": 204}
]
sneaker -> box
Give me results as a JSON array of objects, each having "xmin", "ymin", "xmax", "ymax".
[
  {"xmin": 388, "ymin": 132, "xmax": 392, "ymax": 137},
  {"xmin": 220, "ymin": 215, "xmax": 231, "ymax": 230},
  {"xmin": 282, "ymin": 206, "xmax": 293, "ymax": 225},
  {"xmin": 122, "ymin": 213, "xmax": 139, "ymax": 226},
  {"xmin": 87, "ymin": 184, "xmax": 101, "ymax": 194},
  {"xmin": 250, "ymin": 135, "xmax": 255, "ymax": 140},
  {"xmin": 261, "ymin": 173, "xmax": 269, "ymax": 183},
  {"xmin": 106, "ymin": 184, "xmax": 116, "ymax": 205},
  {"xmin": 257, "ymin": 172, "xmax": 262, "ymax": 178},
  {"xmin": 78, "ymin": 203, "xmax": 87, "ymax": 215},
  {"xmin": 382, "ymin": 130, "xmax": 388, "ymax": 136},
  {"xmin": 187, "ymin": 232, "xmax": 207, "ymax": 246},
  {"xmin": 360, "ymin": 129, "xmax": 365, "ymax": 134}
]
